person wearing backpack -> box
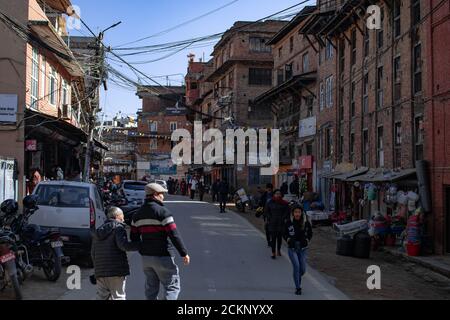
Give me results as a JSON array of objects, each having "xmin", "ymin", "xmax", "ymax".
[{"xmin": 283, "ymin": 205, "xmax": 313, "ymax": 295}]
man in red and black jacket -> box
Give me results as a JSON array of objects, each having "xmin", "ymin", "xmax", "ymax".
[{"xmin": 131, "ymin": 183, "xmax": 190, "ymax": 300}]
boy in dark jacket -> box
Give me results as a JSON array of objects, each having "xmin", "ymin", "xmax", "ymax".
[
  {"xmin": 283, "ymin": 205, "xmax": 313, "ymax": 295},
  {"xmin": 91, "ymin": 207, "xmax": 140, "ymax": 300}
]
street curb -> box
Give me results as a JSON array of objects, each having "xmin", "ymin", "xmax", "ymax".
[{"xmin": 380, "ymin": 247, "xmax": 450, "ymax": 279}]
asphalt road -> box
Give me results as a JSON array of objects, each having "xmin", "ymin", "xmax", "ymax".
[{"xmin": 60, "ymin": 195, "xmax": 347, "ymax": 300}]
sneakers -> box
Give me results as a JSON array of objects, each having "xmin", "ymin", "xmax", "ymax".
[{"xmin": 295, "ymin": 288, "xmax": 302, "ymax": 295}]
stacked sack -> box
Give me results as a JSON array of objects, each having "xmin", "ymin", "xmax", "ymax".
[{"xmin": 406, "ymin": 209, "xmax": 423, "ymax": 245}]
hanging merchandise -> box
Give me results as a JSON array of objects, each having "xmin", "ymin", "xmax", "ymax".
[
  {"xmin": 385, "ymin": 184, "xmax": 398, "ymax": 205},
  {"xmin": 367, "ymin": 183, "xmax": 377, "ymax": 201},
  {"xmin": 407, "ymin": 191, "xmax": 420, "ymax": 212},
  {"xmin": 397, "ymin": 191, "xmax": 408, "ymax": 205}
]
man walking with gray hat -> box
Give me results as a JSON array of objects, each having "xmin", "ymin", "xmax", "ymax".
[{"xmin": 130, "ymin": 183, "xmax": 190, "ymax": 300}]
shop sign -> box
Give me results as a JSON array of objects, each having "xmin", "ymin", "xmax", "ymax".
[
  {"xmin": 323, "ymin": 160, "xmax": 332, "ymax": 172},
  {"xmin": 299, "ymin": 156, "xmax": 313, "ymax": 170},
  {"xmin": 0, "ymin": 94, "xmax": 18, "ymax": 123},
  {"xmin": 150, "ymin": 159, "xmax": 176, "ymax": 175},
  {"xmin": 299, "ymin": 116, "xmax": 316, "ymax": 138},
  {"xmin": 25, "ymin": 140, "xmax": 37, "ymax": 151},
  {"xmin": 137, "ymin": 161, "xmax": 150, "ymax": 170}
]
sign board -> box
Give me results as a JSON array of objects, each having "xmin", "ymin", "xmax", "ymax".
[
  {"xmin": 299, "ymin": 156, "xmax": 313, "ymax": 170},
  {"xmin": 137, "ymin": 161, "xmax": 150, "ymax": 170},
  {"xmin": 0, "ymin": 159, "xmax": 16, "ymax": 202},
  {"xmin": 299, "ymin": 116, "xmax": 316, "ymax": 138},
  {"xmin": 25, "ymin": 140, "xmax": 37, "ymax": 151},
  {"xmin": 0, "ymin": 94, "xmax": 18, "ymax": 123},
  {"xmin": 151, "ymin": 159, "xmax": 177, "ymax": 175}
]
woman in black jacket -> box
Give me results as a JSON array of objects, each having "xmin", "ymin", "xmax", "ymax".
[
  {"xmin": 264, "ymin": 189, "xmax": 290, "ymax": 259},
  {"xmin": 283, "ymin": 205, "xmax": 313, "ymax": 295}
]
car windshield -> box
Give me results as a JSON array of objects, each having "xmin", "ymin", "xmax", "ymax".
[
  {"xmin": 35, "ymin": 185, "xmax": 90, "ymax": 208},
  {"xmin": 123, "ymin": 182, "xmax": 146, "ymax": 191}
]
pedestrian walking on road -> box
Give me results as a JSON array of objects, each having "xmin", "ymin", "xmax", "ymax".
[
  {"xmin": 180, "ymin": 179, "xmax": 187, "ymax": 196},
  {"xmin": 264, "ymin": 189, "xmax": 290, "ymax": 259},
  {"xmin": 189, "ymin": 176, "xmax": 198, "ymax": 200},
  {"xmin": 283, "ymin": 205, "xmax": 313, "ymax": 295},
  {"xmin": 131, "ymin": 183, "xmax": 190, "ymax": 300},
  {"xmin": 290, "ymin": 175, "xmax": 300, "ymax": 198},
  {"xmin": 198, "ymin": 180, "xmax": 205, "ymax": 201},
  {"xmin": 211, "ymin": 179, "xmax": 219, "ymax": 202},
  {"xmin": 91, "ymin": 207, "xmax": 140, "ymax": 300},
  {"xmin": 218, "ymin": 180, "xmax": 229, "ymax": 213},
  {"xmin": 259, "ymin": 183, "xmax": 274, "ymax": 247}
]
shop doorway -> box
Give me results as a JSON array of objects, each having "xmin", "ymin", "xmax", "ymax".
[{"xmin": 446, "ymin": 187, "xmax": 450, "ymax": 254}]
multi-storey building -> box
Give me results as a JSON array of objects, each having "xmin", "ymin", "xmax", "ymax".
[
  {"xmin": 136, "ymin": 86, "xmax": 190, "ymax": 180},
  {"xmin": 253, "ymin": 6, "xmax": 317, "ymax": 192},
  {"xmin": 205, "ymin": 20, "xmax": 288, "ymax": 191},
  {"xmin": 0, "ymin": 0, "xmax": 91, "ymax": 201}
]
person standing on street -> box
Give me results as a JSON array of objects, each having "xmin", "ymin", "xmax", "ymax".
[
  {"xmin": 283, "ymin": 205, "xmax": 313, "ymax": 295},
  {"xmin": 211, "ymin": 179, "xmax": 220, "ymax": 203},
  {"xmin": 131, "ymin": 183, "xmax": 190, "ymax": 300},
  {"xmin": 180, "ymin": 178, "xmax": 187, "ymax": 196},
  {"xmin": 280, "ymin": 182, "xmax": 288, "ymax": 197},
  {"xmin": 290, "ymin": 175, "xmax": 300, "ymax": 199},
  {"xmin": 91, "ymin": 207, "xmax": 140, "ymax": 300},
  {"xmin": 264, "ymin": 189, "xmax": 290, "ymax": 259},
  {"xmin": 218, "ymin": 179, "xmax": 229, "ymax": 213},
  {"xmin": 189, "ymin": 176, "xmax": 198, "ymax": 200},
  {"xmin": 198, "ymin": 180, "xmax": 205, "ymax": 202}
]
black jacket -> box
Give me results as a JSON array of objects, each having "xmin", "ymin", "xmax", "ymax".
[
  {"xmin": 130, "ymin": 198, "xmax": 188, "ymax": 257},
  {"xmin": 290, "ymin": 180, "xmax": 300, "ymax": 195},
  {"xmin": 91, "ymin": 219, "xmax": 140, "ymax": 278},
  {"xmin": 283, "ymin": 218, "xmax": 313, "ymax": 249},
  {"xmin": 264, "ymin": 199, "xmax": 290, "ymax": 233},
  {"xmin": 218, "ymin": 181, "xmax": 229, "ymax": 195}
]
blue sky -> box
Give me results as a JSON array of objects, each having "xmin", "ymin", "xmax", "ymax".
[{"xmin": 70, "ymin": 0, "xmax": 315, "ymax": 120}]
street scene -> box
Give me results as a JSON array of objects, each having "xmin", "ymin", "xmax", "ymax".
[{"xmin": 1, "ymin": 0, "xmax": 450, "ymax": 302}]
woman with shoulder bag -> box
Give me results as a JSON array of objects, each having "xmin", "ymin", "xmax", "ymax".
[{"xmin": 283, "ymin": 205, "xmax": 313, "ymax": 295}]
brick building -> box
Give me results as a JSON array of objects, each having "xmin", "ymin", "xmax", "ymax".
[
  {"xmin": 204, "ymin": 20, "xmax": 288, "ymax": 191},
  {"xmin": 136, "ymin": 86, "xmax": 190, "ymax": 180},
  {"xmin": 253, "ymin": 6, "xmax": 317, "ymax": 192}
]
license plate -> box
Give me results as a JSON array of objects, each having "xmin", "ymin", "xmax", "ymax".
[
  {"xmin": 0, "ymin": 252, "xmax": 15, "ymax": 263},
  {"xmin": 51, "ymin": 241, "xmax": 63, "ymax": 248}
]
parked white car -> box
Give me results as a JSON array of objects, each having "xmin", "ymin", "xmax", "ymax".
[
  {"xmin": 151, "ymin": 179, "xmax": 168, "ymax": 190},
  {"xmin": 120, "ymin": 180, "xmax": 147, "ymax": 206},
  {"xmin": 29, "ymin": 181, "xmax": 106, "ymax": 263}
]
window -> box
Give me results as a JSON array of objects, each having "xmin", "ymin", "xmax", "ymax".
[
  {"xmin": 40, "ymin": 56, "xmax": 46, "ymax": 100},
  {"xmin": 339, "ymin": 87, "xmax": 344, "ymax": 121},
  {"xmin": 377, "ymin": 126, "xmax": 384, "ymax": 167},
  {"xmin": 285, "ymin": 63, "xmax": 293, "ymax": 80},
  {"xmin": 49, "ymin": 67, "xmax": 58, "ymax": 106},
  {"xmin": 349, "ymin": 133, "xmax": 355, "ymax": 162},
  {"xmin": 277, "ymin": 69, "xmax": 284, "ymax": 85},
  {"xmin": 350, "ymin": 82, "xmax": 355, "ymax": 118},
  {"xmin": 394, "ymin": 122, "xmax": 402, "ymax": 168},
  {"xmin": 278, "ymin": 46, "xmax": 283, "ymax": 58},
  {"xmin": 306, "ymin": 143, "xmax": 313, "ymax": 156},
  {"xmin": 351, "ymin": 29, "xmax": 357, "ymax": 65},
  {"xmin": 394, "ymin": 0, "xmax": 401, "ymax": 38},
  {"xmin": 325, "ymin": 76, "xmax": 333, "ymax": 108},
  {"xmin": 149, "ymin": 121, "xmax": 158, "ymax": 133},
  {"xmin": 190, "ymin": 82, "xmax": 198, "ymax": 90},
  {"xmin": 412, "ymin": 0, "xmax": 421, "ymax": 26},
  {"xmin": 362, "ymin": 129, "xmax": 369, "ymax": 167},
  {"xmin": 377, "ymin": 66, "xmax": 383, "ymax": 109},
  {"xmin": 338, "ymin": 134, "xmax": 344, "ymax": 163},
  {"xmin": 319, "ymin": 82, "xmax": 325, "ymax": 111},
  {"xmin": 35, "ymin": 185, "xmax": 90, "ymax": 208},
  {"xmin": 324, "ymin": 127, "xmax": 333, "ymax": 158},
  {"xmin": 325, "ymin": 39, "xmax": 334, "ymax": 60},
  {"xmin": 248, "ymin": 68, "xmax": 272, "ymax": 85},
  {"xmin": 415, "ymin": 116, "xmax": 424, "ymax": 161},
  {"xmin": 250, "ymin": 37, "xmax": 271, "ymax": 53},
  {"xmin": 414, "ymin": 44, "xmax": 422, "ymax": 94},
  {"xmin": 62, "ymin": 79, "xmax": 69, "ymax": 106},
  {"xmin": 150, "ymin": 139, "xmax": 158, "ymax": 150},
  {"xmin": 364, "ymin": 28, "xmax": 369, "ymax": 57},
  {"xmin": 306, "ymin": 96, "xmax": 313, "ymax": 117},
  {"xmin": 170, "ymin": 122, "xmax": 177, "ymax": 132},
  {"xmin": 394, "ymin": 56, "xmax": 402, "ymax": 101},
  {"xmin": 302, "ymin": 53, "xmax": 309, "ymax": 73},
  {"xmin": 30, "ymin": 48, "xmax": 39, "ymax": 109},
  {"xmin": 289, "ymin": 36, "xmax": 294, "ymax": 53},
  {"xmin": 339, "ymin": 39, "xmax": 345, "ymax": 73},
  {"xmin": 363, "ymin": 74, "xmax": 369, "ymax": 113}
]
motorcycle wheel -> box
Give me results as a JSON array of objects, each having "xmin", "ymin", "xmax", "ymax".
[
  {"xmin": 42, "ymin": 247, "xmax": 62, "ymax": 282},
  {"xmin": 10, "ymin": 275, "xmax": 22, "ymax": 300}
]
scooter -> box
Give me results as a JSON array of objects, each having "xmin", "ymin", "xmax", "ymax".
[{"xmin": 0, "ymin": 229, "xmax": 26, "ymax": 300}]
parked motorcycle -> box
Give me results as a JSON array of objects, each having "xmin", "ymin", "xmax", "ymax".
[
  {"xmin": 2, "ymin": 196, "xmax": 64, "ymax": 282},
  {"xmin": 0, "ymin": 229, "xmax": 22, "ymax": 300}
]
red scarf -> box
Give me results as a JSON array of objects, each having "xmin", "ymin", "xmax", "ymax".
[{"xmin": 272, "ymin": 197, "xmax": 288, "ymax": 205}]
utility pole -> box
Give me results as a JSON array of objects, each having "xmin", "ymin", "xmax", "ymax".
[{"xmin": 83, "ymin": 22, "xmax": 121, "ymax": 182}]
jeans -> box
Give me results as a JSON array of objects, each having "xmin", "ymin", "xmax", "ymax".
[
  {"xmin": 96, "ymin": 276, "xmax": 126, "ymax": 300},
  {"xmin": 219, "ymin": 194, "xmax": 227, "ymax": 211},
  {"xmin": 265, "ymin": 223, "xmax": 271, "ymax": 246},
  {"xmin": 142, "ymin": 256, "xmax": 181, "ymax": 300},
  {"xmin": 288, "ymin": 248, "xmax": 307, "ymax": 290},
  {"xmin": 270, "ymin": 231, "xmax": 283, "ymax": 254},
  {"xmin": 190, "ymin": 189, "xmax": 196, "ymax": 200}
]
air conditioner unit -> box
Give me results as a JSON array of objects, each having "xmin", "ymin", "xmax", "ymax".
[{"xmin": 61, "ymin": 104, "xmax": 70, "ymax": 119}]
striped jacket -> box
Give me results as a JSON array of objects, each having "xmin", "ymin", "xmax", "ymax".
[{"xmin": 130, "ymin": 198, "xmax": 188, "ymax": 257}]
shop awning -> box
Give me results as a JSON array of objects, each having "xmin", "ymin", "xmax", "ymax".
[
  {"xmin": 93, "ymin": 138, "xmax": 109, "ymax": 151},
  {"xmin": 346, "ymin": 168, "xmax": 417, "ymax": 183},
  {"xmin": 321, "ymin": 167, "xmax": 369, "ymax": 180}
]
